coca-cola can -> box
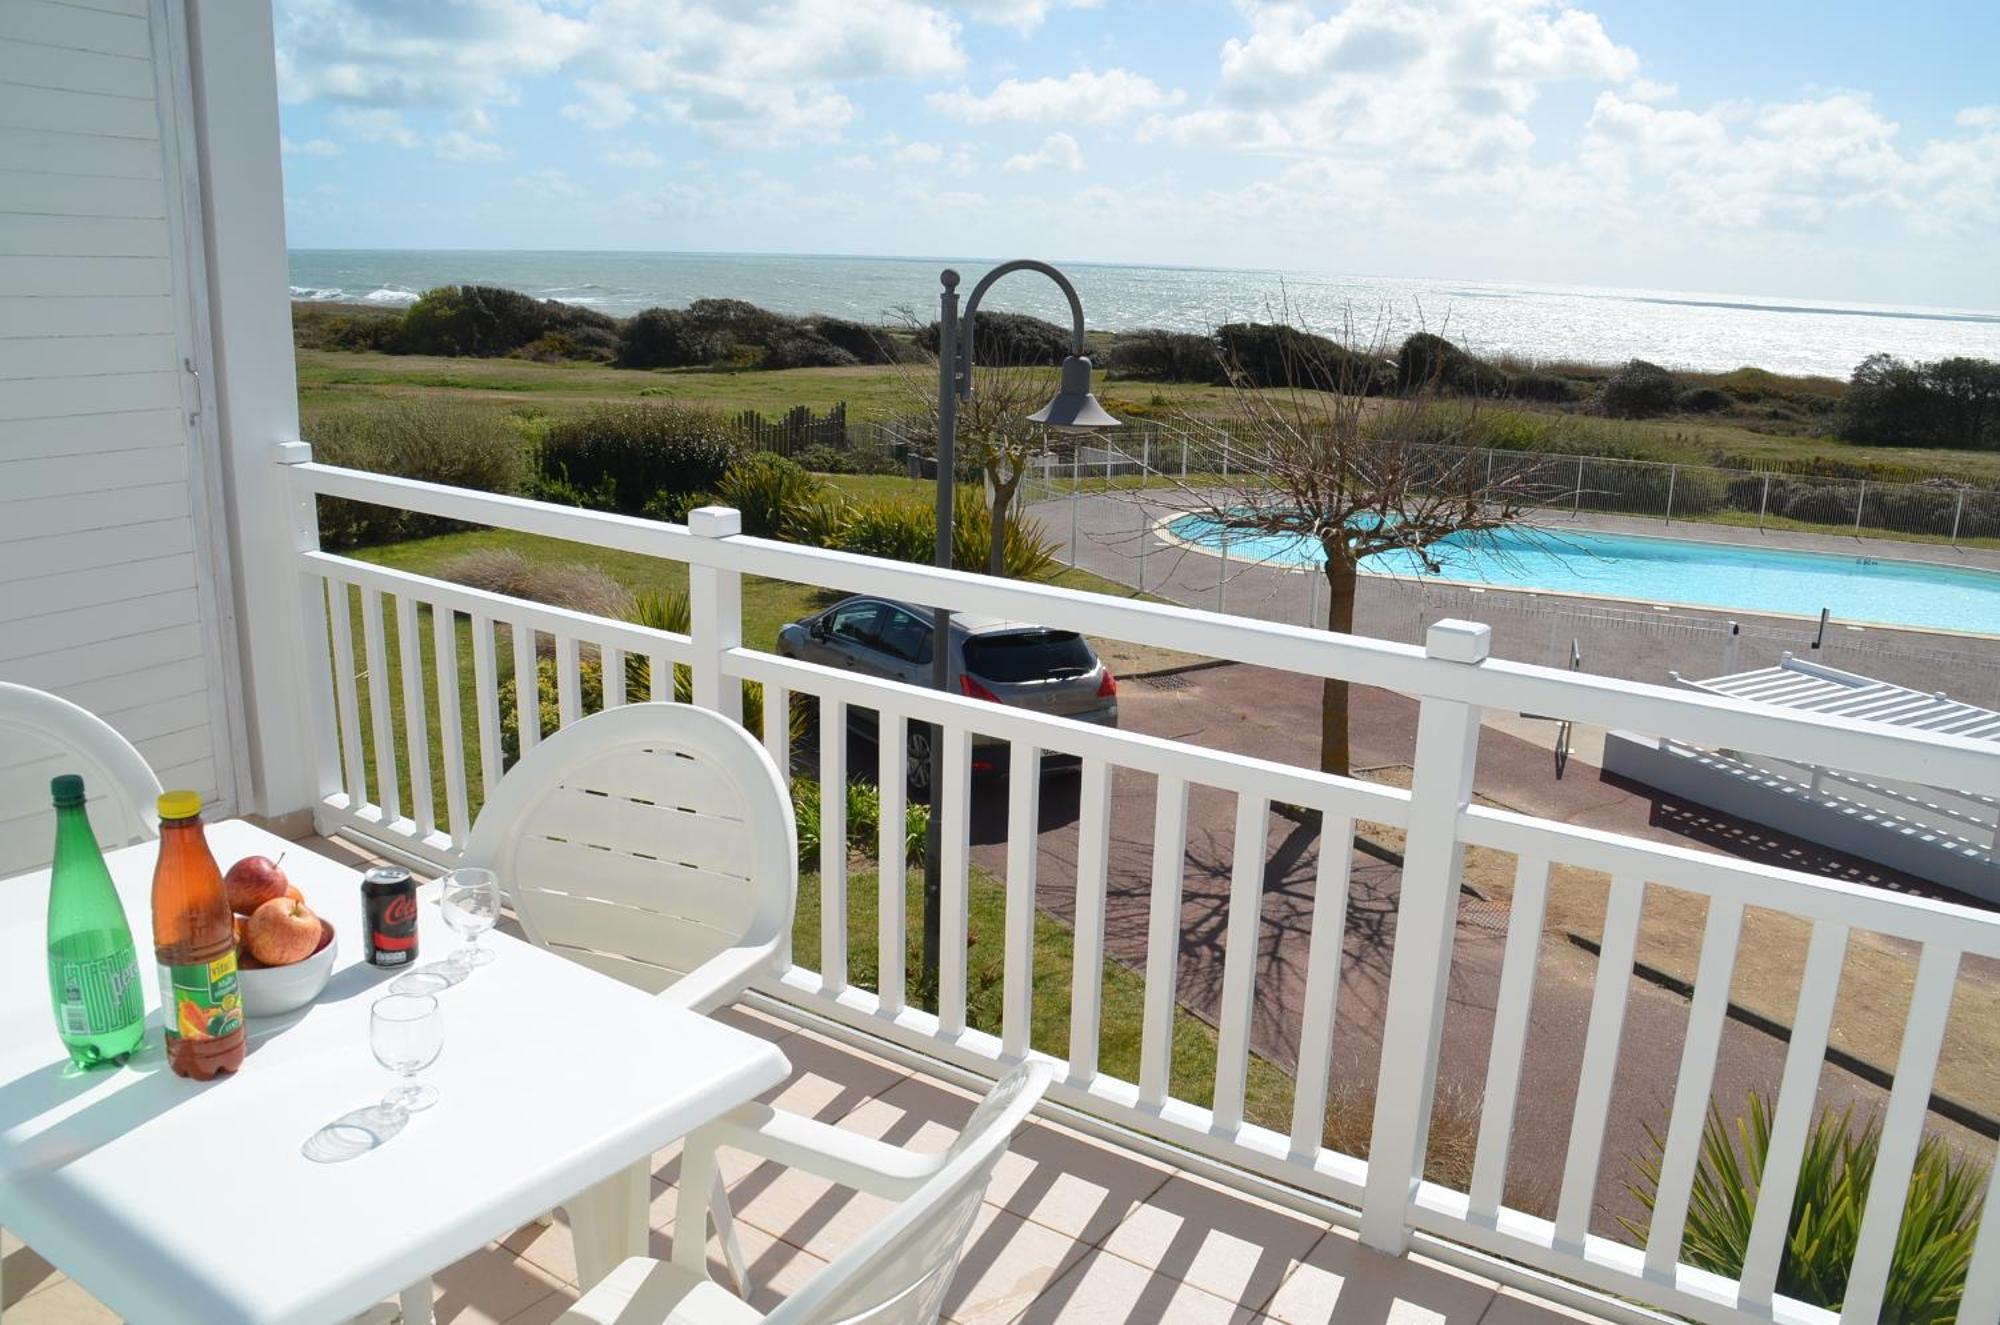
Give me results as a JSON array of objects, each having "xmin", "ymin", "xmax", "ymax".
[{"xmin": 362, "ymin": 866, "xmax": 419, "ymax": 967}]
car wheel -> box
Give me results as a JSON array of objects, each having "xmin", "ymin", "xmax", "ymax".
[{"xmin": 906, "ymin": 724, "xmax": 933, "ymax": 796}]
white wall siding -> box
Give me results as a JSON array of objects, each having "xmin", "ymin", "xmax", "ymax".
[{"xmin": 0, "ymin": 0, "xmax": 241, "ymax": 819}]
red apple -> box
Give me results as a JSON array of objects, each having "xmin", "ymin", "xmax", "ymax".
[
  {"xmin": 246, "ymin": 896, "xmax": 321, "ymax": 966},
  {"xmin": 226, "ymin": 855, "xmax": 291, "ymax": 916}
]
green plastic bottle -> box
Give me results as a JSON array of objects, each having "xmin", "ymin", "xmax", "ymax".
[{"xmin": 46, "ymin": 775, "xmax": 146, "ymax": 1069}]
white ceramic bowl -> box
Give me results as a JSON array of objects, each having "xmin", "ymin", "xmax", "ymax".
[{"xmin": 237, "ymin": 919, "xmax": 337, "ymax": 1018}]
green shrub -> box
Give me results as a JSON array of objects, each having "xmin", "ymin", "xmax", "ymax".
[
  {"xmin": 1397, "ymin": 333, "xmax": 1506, "ymax": 395},
  {"xmin": 293, "ymin": 303, "xmax": 403, "ymax": 352},
  {"xmin": 536, "ymin": 404, "xmax": 739, "ymax": 516},
  {"xmin": 398, "ymin": 284, "xmax": 614, "ymax": 358},
  {"xmin": 715, "ymin": 453, "xmax": 827, "ymax": 537},
  {"xmin": 304, "ymin": 399, "xmax": 527, "ymax": 548},
  {"xmin": 918, "ymin": 309, "xmax": 1070, "ymax": 366},
  {"xmin": 617, "ymin": 308, "xmax": 724, "ymax": 369},
  {"xmin": 763, "ymin": 333, "xmax": 858, "ymax": 369},
  {"xmin": 1105, "ymin": 329, "xmax": 1221, "ymax": 383},
  {"xmin": 1677, "ymin": 385, "xmax": 1733, "ymax": 414},
  {"xmin": 953, "ymin": 491, "xmax": 1063, "ymax": 579},
  {"xmin": 1626, "ymin": 1090, "xmax": 1987, "ymax": 1323},
  {"xmin": 804, "ymin": 317, "xmax": 903, "ymax": 365},
  {"xmin": 1218, "ymin": 322, "xmax": 1389, "ymax": 392},
  {"xmin": 1841, "ymin": 353, "xmax": 2000, "ymax": 449},
  {"xmin": 1506, "ymin": 371, "xmax": 1577, "ymax": 403},
  {"xmin": 1600, "ymin": 359, "xmax": 1678, "ymax": 418},
  {"xmin": 839, "ymin": 498, "xmax": 936, "ymax": 563},
  {"xmin": 789, "ymin": 775, "xmax": 930, "ymax": 873},
  {"xmin": 785, "ymin": 491, "xmax": 853, "ymax": 548}
]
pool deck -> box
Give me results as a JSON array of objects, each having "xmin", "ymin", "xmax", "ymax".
[{"xmin": 1037, "ymin": 491, "xmax": 2000, "ymax": 703}]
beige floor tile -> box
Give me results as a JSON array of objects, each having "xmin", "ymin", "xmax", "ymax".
[
  {"xmin": 709, "ymin": 1003, "xmax": 800, "ymax": 1046},
  {"xmin": 427, "ymin": 1245, "xmax": 571, "ymax": 1324},
  {"xmin": 755, "ymin": 1027, "xmax": 907, "ymax": 1117},
  {"xmin": 1096, "ymin": 1172, "xmax": 1325, "ymax": 1309},
  {"xmin": 982, "ymin": 1118, "xmax": 1175, "ymax": 1244},
  {"xmin": 939, "ymin": 1204, "xmax": 1090, "ymax": 1325},
  {"xmin": 1475, "ymin": 1284, "xmax": 1614, "ymax": 1324},
  {"xmin": 0, "ymin": 1277, "xmax": 118, "ymax": 1325},
  {"xmin": 1013, "ymin": 1247, "xmax": 1256, "ymax": 1325},
  {"xmin": 1259, "ymin": 1227, "xmax": 1496, "ymax": 1325},
  {"xmin": 501, "ymin": 1286, "xmax": 583, "ymax": 1325},
  {"xmin": 504, "ymin": 1209, "xmax": 581, "ymax": 1286},
  {"xmin": 2, "ymin": 1230, "xmax": 63, "ymax": 1308}
]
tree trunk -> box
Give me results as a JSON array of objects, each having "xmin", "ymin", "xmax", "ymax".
[
  {"xmin": 988, "ymin": 481, "xmax": 1014, "ymax": 576},
  {"xmin": 1319, "ymin": 551, "xmax": 1359, "ymax": 777}
]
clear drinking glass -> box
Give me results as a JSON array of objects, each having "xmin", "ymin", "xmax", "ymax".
[
  {"xmin": 370, "ymin": 992, "xmax": 442, "ymax": 1114},
  {"xmin": 440, "ymin": 868, "xmax": 500, "ymax": 969}
]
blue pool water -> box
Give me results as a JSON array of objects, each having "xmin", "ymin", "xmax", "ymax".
[{"xmin": 1165, "ymin": 516, "xmax": 2000, "ymax": 635}]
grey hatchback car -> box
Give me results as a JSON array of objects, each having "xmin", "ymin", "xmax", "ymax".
[{"xmin": 775, "ymin": 595, "xmax": 1118, "ymax": 788}]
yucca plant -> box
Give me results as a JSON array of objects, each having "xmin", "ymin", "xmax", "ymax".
[
  {"xmin": 788, "ymin": 776, "xmax": 930, "ymax": 873},
  {"xmin": 628, "ymin": 589, "xmax": 809, "ymax": 749},
  {"xmin": 1625, "ymin": 1090, "xmax": 1986, "ymax": 1324}
]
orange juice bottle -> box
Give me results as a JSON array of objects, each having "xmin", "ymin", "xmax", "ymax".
[{"xmin": 150, "ymin": 792, "xmax": 244, "ymax": 1079}]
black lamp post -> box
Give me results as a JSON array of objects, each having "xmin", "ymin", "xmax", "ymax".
[{"xmin": 920, "ymin": 260, "xmax": 1120, "ymax": 987}]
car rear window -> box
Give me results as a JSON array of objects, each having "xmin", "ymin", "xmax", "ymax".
[{"xmin": 964, "ymin": 631, "xmax": 1096, "ymax": 682}]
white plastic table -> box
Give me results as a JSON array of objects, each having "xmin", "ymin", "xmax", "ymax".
[{"xmin": 0, "ymin": 820, "xmax": 790, "ymax": 1325}]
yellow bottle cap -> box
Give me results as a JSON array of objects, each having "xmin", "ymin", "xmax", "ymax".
[{"xmin": 156, "ymin": 790, "xmax": 202, "ymax": 821}]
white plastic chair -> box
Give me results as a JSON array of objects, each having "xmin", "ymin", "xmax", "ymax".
[
  {"xmin": 0, "ymin": 682, "xmax": 162, "ymax": 880},
  {"xmin": 0, "ymin": 683, "xmax": 162, "ymax": 1321},
  {"xmin": 462, "ymin": 701, "xmax": 797, "ymax": 1011},
  {"xmin": 557, "ymin": 1062, "xmax": 1055, "ymax": 1324}
]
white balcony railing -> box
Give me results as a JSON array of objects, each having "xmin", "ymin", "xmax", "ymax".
[{"xmin": 282, "ymin": 455, "xmax": 2000, "ymax": 1325}]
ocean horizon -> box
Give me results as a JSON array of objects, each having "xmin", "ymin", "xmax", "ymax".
[{"xmin": 288, "ymin": 248, "xmax": 2000, "ymax": 378}]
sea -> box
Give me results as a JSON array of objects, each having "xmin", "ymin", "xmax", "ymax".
[{"xmin": 287, "ymin": 249, "xmax": 2000, "ymax": 379}]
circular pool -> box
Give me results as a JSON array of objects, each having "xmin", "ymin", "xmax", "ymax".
[{"xmin": 1164, "ymin": 515, "xmax": 2000, "ymax": 635}]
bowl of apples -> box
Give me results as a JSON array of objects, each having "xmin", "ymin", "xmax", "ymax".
[{"xmin": 227, "ymin": 856, "xmax": 337, "ymax": 1018}]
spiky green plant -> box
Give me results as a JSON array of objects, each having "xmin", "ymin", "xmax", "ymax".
[{"xmin": 1624, "ymin": 1091, "xmax": 1985, "ymax": 1324}]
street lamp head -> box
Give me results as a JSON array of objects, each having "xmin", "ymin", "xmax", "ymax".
[{"xmin": 1027, "ymin": 354, "xmax": 1120, "ymax": 429}]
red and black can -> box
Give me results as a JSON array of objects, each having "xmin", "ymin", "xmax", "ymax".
[{"xmin": 361, "ymin": 866, "xmax": 419, "ymax": 967}]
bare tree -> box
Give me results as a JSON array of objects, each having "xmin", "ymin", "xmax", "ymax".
[
  {"xmin": 1146, "ymin": 324, "xmax": 1559, "ymax": 776},
  {"xmin": 887, "ymin": 314, "xmax": 1061, "ymax": 574}
]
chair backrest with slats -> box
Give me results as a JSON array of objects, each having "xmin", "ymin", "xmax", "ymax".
[
  {"xmin": 768, "ymin": 1063, "xmax": 1053, "ymax": 1325},
  {"xmin": 462, "ymin": 703, "xmax": 795, "ymax": 1004},
  {"xmin": 0, "ymin": 683, "xmax": 162, "ymax": 878}
]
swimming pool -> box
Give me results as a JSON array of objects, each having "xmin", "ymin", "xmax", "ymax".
[{"xmin": 1164, "ymin": 515, "xmax": 2000, "ymax": 635}]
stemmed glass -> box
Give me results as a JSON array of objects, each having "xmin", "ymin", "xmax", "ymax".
[
  {"xmin": 441, "ymin": 868, "xmax": 500, "ymax": 970},
  {"xmin": 370, "ymin": 993, "xmax": 442, "ymax": 1114}
]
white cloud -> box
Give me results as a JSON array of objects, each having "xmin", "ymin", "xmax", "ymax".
[
  {"xmin": 1004, "ymin": 131, "xmax": 1085, "ymax": 173},
  {"xmin": 561, "ymin": 81, "xmax": 636, "ymax": 130},
  {"xmin": 950, "ymin": 0, "xmax": 1101, "ymax": 35},
  {"xmin": 277, "ymin": 0, "xmax": 968, "ymax": 151},
  {"xmin": 515, "ymin": 167, "xmax": 581, "ymax": 198},
  {"xmin": 892, "ymin": 140, "xmax": 945, "ymax": 164},
  {"xmin": 929, "ymin": 67, "xmax": 1184, "ymax": 124},
  {"xmin": 275, "ymin": 0, "xmax": 585, "ymax": 108},
  {"xmin": 833, "ymin": 153, "xmax": 876, "ymax": 170},
  {"xmin": 329, "ymin": 107, "xmax": 504, "ymax": 161},
  {"xmin": 1154, "ymin": 0, "xmax": 1640, "ymax": 171},
  {"xmin": 1625, "ymin": 77, "xmax": 1678, "ymax": 104},
  {"xmin": 281, "ymin": 136, "xmax": 343, "ymax": 157},
  {"xmin": 600, "ymin": 141, "xmax": 667, "ymax": 168}
]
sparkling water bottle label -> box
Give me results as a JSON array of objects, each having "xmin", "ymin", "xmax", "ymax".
[{"xmin": 51, "ymin": 950, "xmax": 143, "ymax": 1037}]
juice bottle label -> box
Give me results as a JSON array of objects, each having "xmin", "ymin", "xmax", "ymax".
[
  {"xmin": 52, "ymin": 949, "xmax": 143, "ymax": 1039},
  {"xmin": 157, "ymin": 952, "xmax": 243, "ymax": 1043}
]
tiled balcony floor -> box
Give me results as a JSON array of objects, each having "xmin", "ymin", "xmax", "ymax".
[
  {"xmin": 4, "ymin": 835, "xmax": 1608, "ymax": 1323},
  {"xmin": 5, "ymin": 1000, "xmax": 1607, "ymax": 1325}
]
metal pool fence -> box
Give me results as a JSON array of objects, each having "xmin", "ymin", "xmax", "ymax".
[{"xmin": 947, "ymin": 422, "xmax": 2000, "ymax": 548}]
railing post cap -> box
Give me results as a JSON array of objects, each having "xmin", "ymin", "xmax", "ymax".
[
  {"xmin": 276, "ymin": 441, "xmax": 312, "ymax": 465},
  {"xmin": 688, "ymin": 506, "xmax": 742, "ymax": 537},
  {"xmin": 1425, "ymin": 619, "xmax": 1491, "ymax": 663}
]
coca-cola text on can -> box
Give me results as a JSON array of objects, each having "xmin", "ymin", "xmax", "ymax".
[{"xmin": 362, "ymin": 866, "xmax": 419, "ymax": 967}]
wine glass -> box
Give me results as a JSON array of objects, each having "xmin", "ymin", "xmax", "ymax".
[
  {"xmin": 370, "ymin": 993, "xmax": 442, "ymax": 1114},
  {"xmin": 441, "ymin": 868, "xmax": 500, "ymax": 969}
]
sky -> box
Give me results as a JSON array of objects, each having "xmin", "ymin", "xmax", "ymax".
[{"xmin": 273, "ymin": 0, "xmax": 2000, "ymax": 309}]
